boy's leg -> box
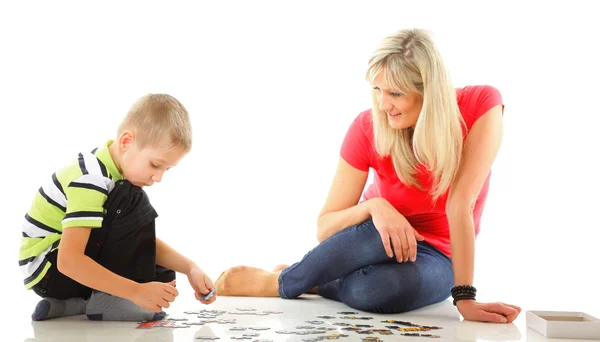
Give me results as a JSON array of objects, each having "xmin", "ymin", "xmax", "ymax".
[
  {"xmin": 84, "ymin": 179, "xmax": 170, "ymax": 322},
  {"xmin": 155, "ymin": 265, "xmax": 176, "ymax": 283},
  {"xmin": 30, "ymin": 250, "xmax": 89, "ymax": 321}
]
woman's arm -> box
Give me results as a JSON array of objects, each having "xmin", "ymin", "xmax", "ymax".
[
  {"xmin": 446, "ymin": 105, "xmax": 503, "ymax": 289},
  {"xmin": 316, "ymin": 157, "xmax": 371, "ymax": 242}
]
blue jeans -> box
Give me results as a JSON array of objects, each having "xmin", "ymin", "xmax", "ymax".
[{"xmin": 278, "ymin": 218, "xmax": 455, "ymax": 313}]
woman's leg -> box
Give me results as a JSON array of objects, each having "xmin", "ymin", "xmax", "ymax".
[
  {"xmin": 317, "ymin": 241, "xmax": 454, "ymax": 313},
  {"xmin": 216, "ymin": 218, "xmax": 395, "ymax": 297}
]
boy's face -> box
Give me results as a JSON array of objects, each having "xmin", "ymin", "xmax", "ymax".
[{"xmin": 117, "ymin": 132, "xmax": 187, "ymax": 188}]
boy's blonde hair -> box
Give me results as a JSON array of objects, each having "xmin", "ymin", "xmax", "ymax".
[
  {"xmin": 366, "ymin": 28, "xmax": 464, "ymax": 201},
  {"xmin": 118, "ymin": 93, "xmax": 192, "ymax": 152}
]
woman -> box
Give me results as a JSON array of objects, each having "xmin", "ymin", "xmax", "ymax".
[{"xmin": 215, "ymin": 28, "xmax": 521, "ymax": 324}]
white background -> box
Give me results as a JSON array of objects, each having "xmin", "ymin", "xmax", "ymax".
[{"xmin": 1, "ymin": 0, "xmax": 599, "ymax": 321}]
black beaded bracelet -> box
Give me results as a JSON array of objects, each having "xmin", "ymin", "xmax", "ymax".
[{"xmin": 451, "ymin": 285, "xmax": 476, "ymax": 306}]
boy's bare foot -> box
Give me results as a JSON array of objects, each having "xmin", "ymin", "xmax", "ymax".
[{"xmin": 215, "ymin": 266, "xmax": 280, "ymax": 297}]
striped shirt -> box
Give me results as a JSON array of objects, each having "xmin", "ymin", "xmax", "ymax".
[{"xmin": 19, "ymin": 140, "xmax": 123, "ymax": 289}]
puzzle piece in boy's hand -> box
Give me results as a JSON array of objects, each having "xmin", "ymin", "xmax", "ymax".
[
  {"xmin": 203, "ymin": 287, "xmax": 216, "ymax": 300},
  {"xmin": 135, "ymin": 321, "xmax": 161, "ymax": 329}
]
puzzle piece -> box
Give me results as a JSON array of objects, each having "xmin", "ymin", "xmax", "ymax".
[
  {"xmin": 203, "ymin": 288, "xmax": 216, "ymax": 300},
  {"xmin": 156, "ymin": 321, "xmax": 190, "ymax": 329},
  {"xmin": 183, "ymin": 321, "xmax": 205, "ymax": 326},
  {"xmin": 339, "ymin": 316, "xmax": 373, "ymax": 320},
  {"xmin": 135, "ymin": 321, "xmax": 160, "ymax": 329}
]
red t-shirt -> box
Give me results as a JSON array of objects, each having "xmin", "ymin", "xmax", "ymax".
[{"xmin": 340, "ymin": 85, "xmax": 504, "ymax": 258}]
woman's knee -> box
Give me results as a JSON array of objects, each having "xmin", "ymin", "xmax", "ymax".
[{"xmin": 340, "ymin": 264, "xmax": 451, "ymax": 314}]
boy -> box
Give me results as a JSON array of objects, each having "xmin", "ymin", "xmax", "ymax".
[{"xmin": 19, "ymin": 93, "xmax": 216, "ymax": 321}]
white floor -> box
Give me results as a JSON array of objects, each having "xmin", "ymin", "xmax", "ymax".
[{"xmin": 17, "ymin": 293, "xmax": 597, "ymax": 342}]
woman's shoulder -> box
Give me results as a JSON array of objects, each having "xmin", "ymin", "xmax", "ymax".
[
  {"xmin": 456, "ymin": 85, "xmax": 502, "ymax": 111},
  {"xmin": 456, "ymin": 85, "xmax": 504, "ymax": 129}
]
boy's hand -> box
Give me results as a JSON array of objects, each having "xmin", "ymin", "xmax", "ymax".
[
  {"xmin": 132, "ymin": 280, "xmax": 179, "ymax": 312},
  {"xmin": 187, "ymin": 267, "xmax": 217, "ymax": 304}
]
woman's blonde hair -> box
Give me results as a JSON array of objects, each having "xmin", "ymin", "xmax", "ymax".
[
  {"xmin": 366, "ymin": 28, "xmax": 464, "ymax": 201},
  {"xmin": 118, "ymin": 93, "xmax": 192, "ymax": 152}
]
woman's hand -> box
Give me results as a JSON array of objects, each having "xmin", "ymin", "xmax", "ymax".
[
  {"xmin": 457, "ymin": 299, "xmax": 521, "ymax": 323},
  {"xmin": 369, "ymin": 197, "xmax": 424, "ymax": 262}
]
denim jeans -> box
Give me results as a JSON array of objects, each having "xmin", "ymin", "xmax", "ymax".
[{"xmin": 278, "ymin": 218, "xmax": 455, "ymax": 314}]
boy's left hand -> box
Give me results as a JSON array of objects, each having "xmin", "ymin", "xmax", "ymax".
[{"xmin": 187, "ymin": 266, "xmax": 217, "ymax": 304}]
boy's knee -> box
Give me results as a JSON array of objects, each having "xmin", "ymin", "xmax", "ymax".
[{"xmin": 155, "ymin": 266, "xmax": 176, "ymax": 283}]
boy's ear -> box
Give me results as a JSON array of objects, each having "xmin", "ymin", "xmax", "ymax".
[{"xmin": 118, "ymin": 130, "xmax": 135, "ymax": 151}]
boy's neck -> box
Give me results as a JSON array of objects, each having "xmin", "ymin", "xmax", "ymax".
[{"xmin": 108, "ymin": 141, "xmax": 124, "ymax": 176}]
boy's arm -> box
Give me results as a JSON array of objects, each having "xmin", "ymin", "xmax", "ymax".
[
  {"xmin": 155, "ymin": 238, "xmax": 200, "ymax": 275},
  {"xmin": 59, "ymin": 227, "xmax": 177, "ymax": 311},
  {"xmin": 58, "ymin": 226, "xmax": 139, "ymax": 299}
]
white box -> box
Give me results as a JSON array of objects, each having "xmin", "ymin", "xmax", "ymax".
[{"xmin": 526, "ymin": 310, "xmax": 600, "ymax": 339}]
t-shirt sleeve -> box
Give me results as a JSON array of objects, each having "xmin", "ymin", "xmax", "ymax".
[
  {"xmin": 462, "ymin": 85, "xmax": 505, "ymax": 130},
  {"xmin": 63, "ymin": 174, "xmax": 111, "ymax": 229},
  {"xmin": 340, "ymin": 111, "xmax": 372, "ymax": 172}
]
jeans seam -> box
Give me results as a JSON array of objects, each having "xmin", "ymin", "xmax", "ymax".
[{"xmin": 278, "ymin": 220, "xmax": 372, "ymax": 299}]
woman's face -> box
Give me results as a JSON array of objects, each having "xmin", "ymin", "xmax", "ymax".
[{"xmin": 373, "ymin": 72, "xmax": 423, "ymax": 130}]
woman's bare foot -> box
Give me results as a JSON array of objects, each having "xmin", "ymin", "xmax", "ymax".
[{"xmin": 215, "ymin": 266, "xmax": 280, "ymax": 297}]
